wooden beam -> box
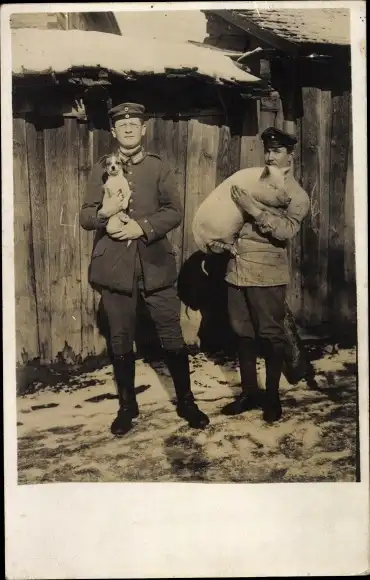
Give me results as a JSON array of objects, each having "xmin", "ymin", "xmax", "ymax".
[
  {"xmin": 211, "ymin": 10, "xmax": 300, "ymax": 56},
  {"xmin": 240, "ymin": 99, "xmax": 264, "ymax": 168},
  {"xmin": 271, "ymin": 59, "xmax": 299, "ymax": 133},
  {"xmin": 343, "ymin": 102, "xmax": 356, "ymax": 325},
  {"xmin": 301, "ymin": 87, "xmax": 332, "ymax": 327},
  {"xmin": 328, "ymin": 90, "xmax": 351, "ymax": 335},
  {"xmin": 287, "ymin": 117, "xmax": 303, "ymax": 320},
  {"xmin": 26, "ymin": 120, "xmax": 52, "ymax": 363}
]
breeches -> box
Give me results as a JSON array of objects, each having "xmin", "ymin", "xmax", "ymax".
[
  {"xmin": 227, "ymin": 284, "xmax": 286, "ymax": 346},
  {"xmin": 101, "ymin": 282, "xmax": 185, "ymax": 356}
]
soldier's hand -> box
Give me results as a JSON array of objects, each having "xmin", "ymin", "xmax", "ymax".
[
  {"xmin": 207, "ymin": 241, "xmax": 236, "ymax": 255},
  {"xmin": 231, "ymin": 185, "xmax": 262, "ymax": 218},
  {"xmin": 109, "ymin": 219, "xmax": 144, "ymax": 241},
  {"xmin": 99, "ymin": 189, "xmax": 127, "ymax": 219}
]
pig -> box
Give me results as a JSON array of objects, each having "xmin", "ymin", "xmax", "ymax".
[{"xmin": 192, "ymin": 165, "xmax": 291, "ymax": 254}]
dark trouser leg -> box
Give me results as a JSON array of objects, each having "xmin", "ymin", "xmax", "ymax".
[
  {"xmin": 101, "ymin": 287, "xmax": 138, "ymax": 435},
  {"xmin": 246, "ymin": 286, "xmax": 287, "ymax": 423},
  {"xmin": 145, "ymin": 286, "xmax": 210, "ymax": 429},
  {"xmin": 222, "ymin": 285, "xmax": 261, "ymax": 415},
  {"xmin": 263, "ymin": 341, "xmax": 285, "ymax": 423},
  {"xmin": 238, "ymin": 337, "xmax": 259, "ymax": 394},
  {"xmin": 111, "ymin": 352, "xmax": 137, "ymax": 415}
]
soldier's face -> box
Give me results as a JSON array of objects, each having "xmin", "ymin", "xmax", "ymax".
[
  {"xmin": 112, "ymin": 118, "xmax": 146, "ymax": 149},
  {"xmin": 264, "ymin": 146, "xmax": 292, "ymax": 169}
]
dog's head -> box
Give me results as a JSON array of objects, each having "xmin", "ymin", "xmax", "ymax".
[{"xmin": 105, "ymin": 154, "xmax": 123, "ymax": 176}]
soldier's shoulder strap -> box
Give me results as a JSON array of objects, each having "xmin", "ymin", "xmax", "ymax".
[{"xmin": 146, "ymin": 151, "xmax": 162, "ymax": 161}]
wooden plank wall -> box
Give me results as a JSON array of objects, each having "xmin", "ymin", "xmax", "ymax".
[
  {"xmin": 183, "ymin": 116, "xmax": 220, "ymax": 261},
  {"xmin": 328, "ymin": 90, "xmax": 352, "ymax": 333},
  {"xmin": 13, "ymin": 118, "xmax": 39, "ymax": 364},
  {"xmin": 301, "ymin": 87, "xmax": 332, "ymax": 326},
  {"xmin": 343, "ymin": 100, "xmax": 356, "ymax": 325},
  {"xmin": 13, "ymin": 89, "xmax": 356, "ymax": 364},
  {"xmin": 143, "ymin": 117, "xmax": 188, "ymax": 271},
  {"xmin": 300, "ymin": 88, "xmax": 353, "ymax": 332},
  {"xmin": 26, "ymin": 120, "xmax": 51, "ymax": 362}
]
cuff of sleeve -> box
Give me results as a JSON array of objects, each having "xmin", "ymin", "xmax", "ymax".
[{"xmin": 136, "ymin": 217, "xmax": 156, "ymax": 243}]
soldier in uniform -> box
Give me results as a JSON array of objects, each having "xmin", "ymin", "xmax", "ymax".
[
  {"xmin": 221, "ymin": 127, "xmax": 310, "ymax": 423},
  {"xmin": 80, "ymin": 102, "xmax": 209, "ymax": 436}
]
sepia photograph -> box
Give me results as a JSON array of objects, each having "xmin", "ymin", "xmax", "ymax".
[
  {"xmin": 3, "ymin": 2, "xmax": 368, "ymax": 578},
  {"xmin": 9, "ymin": 4, "xmax": 363, "ymax": 486}
]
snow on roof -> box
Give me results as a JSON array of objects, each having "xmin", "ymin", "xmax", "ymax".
[
  {"xmin": 12, "ymin": 28, "xmax": 262, "ymax": 86},
  {"xmin": 233, "ymin": 9, "xmax": 350, "ymax": 47}
]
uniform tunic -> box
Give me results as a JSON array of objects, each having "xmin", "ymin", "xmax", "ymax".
[
  {"xmin": 80, "ymin": 148, "xmax": 185, "ymax": 355},
  {"xmin": 80, "ymin": 149, "xmax": 182, "ymax": 294},
  {"xmin": 225, "ymin": 171, "xmax": 310, "ymax": 287}
]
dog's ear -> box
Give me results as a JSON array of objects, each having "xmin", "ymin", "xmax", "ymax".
[{"xmin": 99, "ymin": 154, "xmax": 108, "ymax": 165}]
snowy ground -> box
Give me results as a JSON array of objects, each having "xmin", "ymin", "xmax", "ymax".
[{"xmin": 17, "ymin": 346, "xmax": 358, "ymax": 484}]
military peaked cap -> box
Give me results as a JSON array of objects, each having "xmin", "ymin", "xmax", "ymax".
[
  {"xmin": 261, "ymin": 127, "xmax": 297, "ymax": 149},
  {"xmin": 108, "ymin": 102, "xmax": 146, "ymax": 122}
]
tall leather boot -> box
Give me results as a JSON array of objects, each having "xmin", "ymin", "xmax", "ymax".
[
  {"xmin": 111, "ymin": 352, "xmax": 137, "ymax": 436},
  {"xmin": 222, "ymin": 338, "xmax": 261, "ymax": 415},
  {"xmin": 263, "ymin": 341, "xmax": 285, "ymax": 424},
  {"xmin": 164, "ymin": 347, "xmax": 210, "ymax": 429}
]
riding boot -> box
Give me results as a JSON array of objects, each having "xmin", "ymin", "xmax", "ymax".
[
  {"xmin": 164, "ymin": 347, "xmax": 210, "ymax": 429},
  {"xmin": 222, "ymin": 338, "xmax": 261, "ymax": 415},
  {"xmin": 111, "ymin": 351, "xmax": 137, "ymax": 436},
  {"xmin": 263, "ymin": 341, "xmax": 285, "ymax": 423}
]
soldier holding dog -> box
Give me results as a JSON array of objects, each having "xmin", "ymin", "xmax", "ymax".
[{"xmin": 80, "ymin": 102, "xmax": 209, "ymax": 436}]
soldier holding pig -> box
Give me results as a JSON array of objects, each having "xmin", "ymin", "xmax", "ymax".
[{"xmin": 222, "ymin": 127, "xmax": 310, "ymax": 423}]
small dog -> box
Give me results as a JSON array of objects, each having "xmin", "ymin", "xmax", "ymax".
[{"xmin": 103, "ymin": 154, "xmax": 132, "ymax": 246}]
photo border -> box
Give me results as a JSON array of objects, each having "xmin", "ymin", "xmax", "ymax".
[{"xmin": 2, "ymin": 2, "xmax": 368, "ymax": 578}]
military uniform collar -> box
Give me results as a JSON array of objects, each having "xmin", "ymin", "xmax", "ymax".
[
  {"xmin": 284, "ymin": 167, "xmax": 296, "ymax": 182},
  {"xmin": 118, "ymin": 147, "xmax": 146, "ymax": 165}
]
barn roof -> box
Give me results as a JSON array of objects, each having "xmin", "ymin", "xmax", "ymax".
[
  {"xmin": 11, "ymin": 28, "xmax": 263, "ymax": 87},
  {"xmin": 225, "ymin": 8, "xmax": 350, "ymax": 47}
]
